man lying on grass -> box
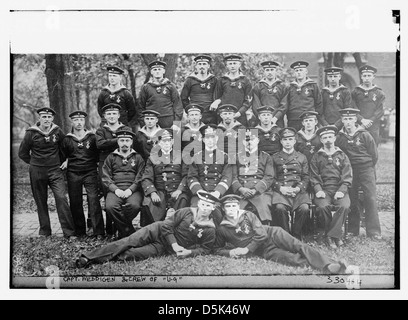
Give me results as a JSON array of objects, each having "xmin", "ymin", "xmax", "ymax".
[
  {"xmin": 214, "ymin": 194, "xmax": 356, "ymax": 274},
  {"xmin": 75, "ymin": 191, "xmax": 218, "ymax": 268}
]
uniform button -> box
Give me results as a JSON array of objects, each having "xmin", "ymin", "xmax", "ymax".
[
  {"xmin": 284, "ymin": 176, "xmax": 286, "ymax": 179},
  {"xmin": 205, "ymin": 183, "xmax": 208, "ymax": 186}
]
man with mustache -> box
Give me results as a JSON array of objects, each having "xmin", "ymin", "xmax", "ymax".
[
  {"xmin": 181, "ymin": 55, "xmax": 218, "ymax": 125},
  {"xmin": 309, "ymin": 125, "xmax": 353, "ymax": 249},
  {"xmin": 18, "ymin": 107, "xmax": 76, "ymax": 239},
  {"xmin": 60, "ymin": 110, "xmax": 104, "ymax": 239},
  {"xmin": 101, "ymin": 128, "xmax": 145, "ymax": 239},
  {"xmin": 75, "ymin": 190, "xmax": 218, "ymax": 268},
  {"xmin": 96, "ymin": 103, "xmax": 133, "ymax": 237},
  {"xmin": 214, "ymin": 194, "xmax": 352, "ymax": 274}
]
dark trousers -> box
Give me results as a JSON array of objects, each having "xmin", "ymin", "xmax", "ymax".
[
  {"xmin": 29, "ymin": 165, "xmax": 75, "ymax": 237},
  {"xmin": 349, "ymin": 166, "xmax": 381, "ymax": 237},
  {"xmin": 368, "ymin": 127, "xmax": 381, "ymax": 146},
  {"xmin": 272, "ymin": 203, "xmax": 309, "ymax": 239},
  {"xmin": 106, "ymin": 191, "xmax": 142, "ymax": 239},
  {"xmin": 66, "ymin": 170, "xmax": 104, "ymax": 236},
  {"xmin": 98, "ymin": 162, "xmax": 115, "ymax": 235},
  {"xmin": 314, "ymin": 193, "xmax": 350, "ymax": 239},
  {"xmin": 82, "ymin": 222, "xmax": 167, "ymax": 264},
  {"xmin": 262, "ymin": 226, "xmax": 335, "ymax": 271}
]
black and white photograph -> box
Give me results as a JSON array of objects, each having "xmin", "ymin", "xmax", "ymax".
[{"xmin": 3, "ymin": 0, "xmax": 405, "ymax": 301}]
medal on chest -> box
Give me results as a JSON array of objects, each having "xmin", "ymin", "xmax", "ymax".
[
  {"xmin": 282, "ymin": 164, "xmax": 288, "ymax": 174},
  {"xmin": 373, "ymin": 93, "xmax": 377, "ymax": 101},
  {"xmin": 355, "ymin": 137, "xmax": 361, "ymax": 146},
  {"xmin": 130, "ymin": 159, "xmax": 136, "ymax": 167},
  {"xmin": 110, "ymin": 94, "xmax": 121, "ymax": 104},
  {"xmin": 334, "ymin": 157, "xmax": 341, "ymax": 166},
  {"xmin": 162, "ymin": 172, "xmax": 167, "ymax": 182},
  {"xmin": 86, "ymin": 141, "xmax": 90, "ymax": 149},
  {"xmin": 304, "ymin": 88, "xmax": 309, "ymax": 95},
  {"xmin": 336, "ymin": 92, "xmax": 341, "ymax": 100},
  {"xmin": 203, "ymin": 165, "xmax": 209, "ymax": 175}
]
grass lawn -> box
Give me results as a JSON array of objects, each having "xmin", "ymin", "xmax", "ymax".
[{"xmin": 10, "ymin": 140, "xmax": 397, "ymax": 288}]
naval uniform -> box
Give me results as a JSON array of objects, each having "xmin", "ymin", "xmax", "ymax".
[
  {"xmin": 252, "ymin": 79, "xmax": 289, "ymax": 128},
  {"xmin": 81, "ymin": 207, "xmax": 216, "ymax": 264},
  {"xmin": 133, "ymin": 125, "xmax": 162, "ymax": 161},
  {"xmin": 97, "ymin": 85, "xmax": 137, "ymax": 126},
  {"xmin": 214, "ymin": 210, "xmax": 339, "ymax": 272},
  {"xmin": 180, "ymin": 73, "xmax": 218, "ymax": 125},
  {"xmin": 188, "ymin": 149, "xmax": 235, "ymax": 225},
  {"xmin": 285, "ymin": 78, "xmax": 323, "ymax": 131},
  {"xmin": 61, "ymin": 130, "xmax": 104, "ymax": 236},
  {"xmin": 141, "ymin": 149, "xmax": 190, "ymax": 226},
  {"xmin": 102, "ymin": 149, "xmax": 145, "ymax": 238},
  {"xmin": 231, "ymin": 150, "xmax": 274, "ymax": 223},
  {"xmin": 181, "ymin": 123, "xmax": 204, "ymax": 158},
  {"xmin": 295, "ymin": 129, "xmax": 323, "ymax": 164},
  {"xmin": 309, "ymin": 147, "xmax": 353, "ymax": 239},
  {"xmin": 18, "ymin": 123, "xmax": 75, "ymax": 237},
  {"xmin": 321, "ymin": 85, "xmax": 352, "ymax": 128},
  {"xmin": 95, "ymin": 123, "xmax": 132, "ymax": 234},
  {"xmin": 351, "ymin": 85, "xmax": 385, "ymax": 145},
  {"xmin": 139, "ymin": 78, "xmax": 183, "ymax": 128},
  {"xmin": 216, "ymin": 121, "xmax": 246, "ymax": 163},
  {"xmin": 335, "ymin": 127, "xmax": 381, "ymax": 237},
  {"xmin": 256, "ymin": 124, "xmax": 282, "ymax": 156},
  {"xmin": 214, "ymin": 73, "xmax": 253, "ymax": 127},
  {"xmin": 271, "ymin": 150, "xmax": 311, "ymax": 238}
]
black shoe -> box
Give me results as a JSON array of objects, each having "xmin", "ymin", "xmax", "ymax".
[{"xmin": 75, "ymin": 257, "xmax": 90, "ymax": 268}]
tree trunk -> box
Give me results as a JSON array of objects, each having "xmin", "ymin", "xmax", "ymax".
[
  {"xmin": 334, "ymin": 52, "xmax": 346, "ymax": 68},
  {"xmin": 163, "ymin": 54, "xmax": 178, "ymax": 83},
  {"xmin": 45, "ymin": 54, "xmax": 76, "ymax": 132},
  {"xmin": 85, "ymin": 80, "xmax": 91, "ymax": 129}
]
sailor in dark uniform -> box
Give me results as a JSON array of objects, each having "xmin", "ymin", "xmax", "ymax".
[
  {"xmin": 232, "ymin": 128, "xmax": 274, "ymax": 225},
  {"xmin": 271, "ymin": 127, "xmax": 311, "ymax": 240}
]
